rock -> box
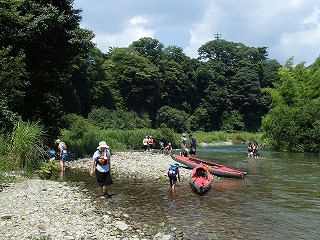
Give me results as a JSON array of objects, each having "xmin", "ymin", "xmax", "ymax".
[
  {"xmin": 0, "ymin": 152, "xmax": 184, "ymax": 240},
  {"xmin": 153, "ymin": 232, "xmax": 174, "ymax": 240},
  {"xmin": 115, "ymin": 220, "xmax": 129, "ymax": 231}
]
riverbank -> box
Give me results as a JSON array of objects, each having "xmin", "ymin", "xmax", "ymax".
[
  {"xmin": 68, "ymin": 151, "xmax": 191, "ymax": 181},
  {"xmin": 0, "ymin": 152, "xmax": 192, "ymax": 240}
]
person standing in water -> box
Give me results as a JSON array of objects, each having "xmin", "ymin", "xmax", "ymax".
[
  {"xmin": 90, "ymin": 141, "xmax": 113, "ymax": 199},
  {"xmin": 55, "ymin": 139, "xmax": 68, "ymax": 171}
]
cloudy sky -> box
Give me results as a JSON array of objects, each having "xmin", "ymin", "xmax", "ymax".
[{"xmin": 73, "ymin": 0, "xmax": 320, "ymax": 66}]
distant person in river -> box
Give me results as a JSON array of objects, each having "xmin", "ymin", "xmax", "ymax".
[
  {"xmin": 90, "ymin": 141, "xmax": 113, "ymax": 199},
  {"xmin": 253, "ymin": 142, "xmax": 259, "ymax": 159},
  {"xmin": 180, "ymin": 133, "xmax": 188, "ymax": 157},
  {"xmin": 247, "ymin": 143, "xmax": 253, "ymax": 158},
  {"xmin": 55, "ymin": 139, "xmax": 68, "ymax": 171},
  {"xmin": 181, "ymin": 133, "xmax": 187, "ymax": 149},
  {"xmin": 148, "ymin": 135, "xmax": 154, "ymax": 153},
  {"xmin": 164, "ymin": 143, "xmax": 172, "ymax": 155},
  {"xmin": 189, "ymin": 134, "xmax": 197, "ymax": 158},
  {"xmin": 143, "ymin": 136, "xmax": 149, "ymax": 153},
  {"xmin": 159, "ymin": 141, "xmax": 165, "ymax": 154},
  {"xmin": 168, "ymin": 164, "xmax": 181, "ymax": 192}
]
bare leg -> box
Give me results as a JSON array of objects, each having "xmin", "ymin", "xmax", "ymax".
[
  {"xmin": 98, "ymin": 186, "xmax": 103, "ymax": 197},
  {"xmin": 104, "ymin": 185, "xmax": 111, "ymax": 195},
  {"xmin": 60, "ymin": 160, "xmax": 65, "ymax": 171}
]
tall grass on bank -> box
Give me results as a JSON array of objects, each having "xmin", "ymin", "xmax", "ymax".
[
  {"xmin": 0, "ymin": 121, "xmax": 47, "ymax": 172},
  {"xmin": 194, "ymin": 131, "xmax": 262, "ymax": 145},
  {"xmin": 60, "ymin": 120, "xmax": 262, "ymax": 157},
  {"xmin": 60, "ymin": 126, "xmax": 178, "ymax": 157},
  {"xmin": 59, "ymin": 113, "xmax": 263, "ymax": 157}
]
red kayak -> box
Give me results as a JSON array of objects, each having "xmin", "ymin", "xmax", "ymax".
[
  {"xmin": 190, "ymin": 164, "xmax": 213, "ymax": 195},
  {"xmin": 171, "ymin": 154, "xmax": 246, "ymax": 179}
]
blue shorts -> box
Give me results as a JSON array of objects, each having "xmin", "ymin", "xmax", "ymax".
[{"xmin": 61, "ymin": 153, "xmax": 68, "ymax": 161}]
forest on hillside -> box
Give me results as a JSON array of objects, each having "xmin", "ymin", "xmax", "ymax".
[{"xmin": 1, "ymin": 0, "xmax": 320, "ymax": 152}]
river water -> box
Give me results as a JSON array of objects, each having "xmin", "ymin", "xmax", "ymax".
[{"xmin": 65, "ymin": 145, "xmax": 320, "ymax": 240}]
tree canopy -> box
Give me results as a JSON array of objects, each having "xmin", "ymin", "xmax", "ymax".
[
  {"xmin": 261, "ymin": 57, "xmax": 320, "ymax": 152},
  {"xmin": 2, "ymin": 0, "xmax": 319, "ymax": 152}
]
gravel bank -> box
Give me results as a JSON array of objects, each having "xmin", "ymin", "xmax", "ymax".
[
  {"xmin": 0, "ymin": 152, "xmax": 191, "ymax": 240},
  {"xmin": 68, "ymin": 152, "xmax": 191, "ymax": 181}
]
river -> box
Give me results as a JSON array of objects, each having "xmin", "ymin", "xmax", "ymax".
[{"xmin": 65, "ymin": 145, "xmax": 320, "ymax": 240}]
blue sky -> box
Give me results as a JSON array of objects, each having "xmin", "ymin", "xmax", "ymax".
[{"xmin": 73, "ymin": 0, "xmax": 320, "ymax": 66}]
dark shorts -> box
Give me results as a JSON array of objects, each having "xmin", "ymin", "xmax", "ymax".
[
  {"xmin": 189, "ymin": 147, "xmax": 196, "ymax": 155},
  {"xmin": 61, "ymin": 153, "xmax": 68, "ymax": 161},
  {"xmin": 95, "ymin": 169, "xmax": 113, "ymax": 186},
  {"xmin": 169, "ymin": 176, "xmax": 177, "ymax": 182}
]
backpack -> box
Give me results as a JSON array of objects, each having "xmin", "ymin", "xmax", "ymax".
[
  {"xmin": 168, "ymin": 169, "xmax": 177, "ymax": 178},
  {"xmin": 190, "ymin": 137, "xmax": 196, "ymax": 148},
  {"xmin": 168, "ymin": 164, "xmax": 179, "ymax": 178}
]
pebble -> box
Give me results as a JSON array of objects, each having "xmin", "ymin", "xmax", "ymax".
[
  {"xmin": 67, "ymin": 152, "xmax": 191, "ymax": 181},
  {"xmin": 0, "ymin": 152, "xmax": 191, "ymax": 240}
]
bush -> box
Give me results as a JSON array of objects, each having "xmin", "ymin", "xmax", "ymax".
[
  {"xmin": 8, "ymin": 121, "xmax": 46, "ymax": 170},
  {"xmin": 87, "ymin": 107, "xmax": 151, "ymax": 130},
  {"xmin": 156, "ymin": 106, "xmax": 191, "ymax": 133}
]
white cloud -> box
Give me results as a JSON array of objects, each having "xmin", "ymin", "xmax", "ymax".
[
  {"xmin": 93, "ymin": 15, "xmax": 155, "ymax": 51},
  {"xmin": 129, "ymin": 16, "xmax": 149, "ymax": 26},
  {"xmin": 184, "ymin": 4, "xmax": 226, "ymax": 58},
  {"xmin": 303, "ymin": 7, "xmax": 320, "ymax": 24},
  {"xmin": 74, "ymin": 0, "xmax": 320, "ymax": 65}
]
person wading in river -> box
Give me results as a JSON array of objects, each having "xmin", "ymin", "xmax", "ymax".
[
  {"xmin": 90, "ymin": 141, "xmax": 113, "ymax": 199},
  {"xmin": 168, "ymin": 164, "xmax": 181, "ymax": 192}
]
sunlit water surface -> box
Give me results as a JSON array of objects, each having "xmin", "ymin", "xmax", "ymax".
[{"xmin": 65, "ymin": 145, "xmax": 320, "ymax": 240}]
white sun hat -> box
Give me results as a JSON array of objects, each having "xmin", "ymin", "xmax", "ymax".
[{"xmin": 97, "ymin": 141, "xmax": 109, "ymax": 149}]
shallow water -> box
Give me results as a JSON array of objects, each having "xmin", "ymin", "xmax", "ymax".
[{"xmin": 65, "ymin": 145, "xmax": 320, "ymax": 240}]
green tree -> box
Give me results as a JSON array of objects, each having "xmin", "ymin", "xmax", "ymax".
[
  {"xmin": 87, "ymin": 107, "xmax": 151, "ymax": 130},
  {"xmin": 156, "ymin": 106, "xmax": 191, "ymax": 133},
  {"xmin": 71, "ymin": 47, "xmax": 111, "ymax": 116},
  {"xmin": 198, "ymin": 39, "xmax": 273, "ymax": 131},
  {"xmin": 104, "ymin": 47, "xmax": 160, "ymax": 116},
  {"xmin": 1, "ymin": 0, "xmax": 94, "ymax": 139},
  {"xmin": 262, "ymin": 57, "xmax": 320, "ymax": 152},
  {"xmin": 130, "ymin": 37, "xmax": 164, "ymax": 64},
  {"xmin": 0, "ymin": 47, "xmax": 27, "ymax": 132}
]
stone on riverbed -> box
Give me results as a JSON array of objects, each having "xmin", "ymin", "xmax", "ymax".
[{"xmin": 0, "ymin": 152, "xmax": 191, "ymax": 240}]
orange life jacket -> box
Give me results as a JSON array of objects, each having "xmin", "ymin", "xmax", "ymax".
[{"xmin": 97, "ymin": 151, "xmax": 109, "ymax": 165}]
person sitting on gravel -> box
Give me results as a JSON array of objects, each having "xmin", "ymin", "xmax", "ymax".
[
  {"xmin": 168, "ymin": 164, "xmax": 181, "ymax": 192},
  {"xmin": 90, "ymin": 141, "xmax": 113, "ymax": 199}
]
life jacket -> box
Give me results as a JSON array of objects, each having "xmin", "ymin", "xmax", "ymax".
[
  {"xmin": 143, "ymin": 138, "xmax": 148, "ymax": 145},
  {"xmin": 149, "ymin": 138, "xmax": 154, "ymax": 144},
  {"xmin": 97, "ymin": 150, "xmax": 109, "ymax": 165}
]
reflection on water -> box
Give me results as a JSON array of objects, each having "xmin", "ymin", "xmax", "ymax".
[{"xmin": 65, "ymin": 145, "xmax": 320, "ymax": 240}]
